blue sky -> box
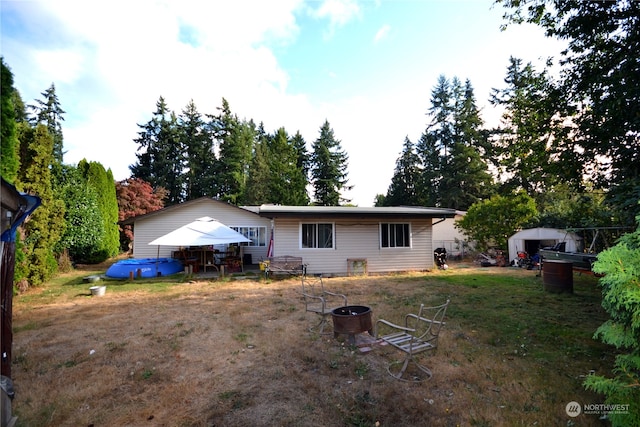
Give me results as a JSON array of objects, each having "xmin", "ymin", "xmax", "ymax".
[{"xmin": 1, "ymin": 0, "xmax": 564, "ymax": 206}]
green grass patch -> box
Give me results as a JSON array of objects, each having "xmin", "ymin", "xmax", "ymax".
[{"xmin": 14, "ymin": 269, "xmax": 192, "ymax": 305}]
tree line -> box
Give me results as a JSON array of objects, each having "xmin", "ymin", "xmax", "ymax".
[
  {"xmin": 129, "ymin": 96, "xmax": 351, "ymax": 207},
  {"xmin": 1, "ymin": 62, "xmax": 123, "ymax": 287}
]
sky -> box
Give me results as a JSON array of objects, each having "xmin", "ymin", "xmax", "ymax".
[{"xmin": 1, "ymin": 0, "xmax": 565, "ymax": 206}]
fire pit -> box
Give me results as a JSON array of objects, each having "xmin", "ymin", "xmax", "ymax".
[{"xmin": 331, "ymin": 305, "xmax": 373, "ymax": 344}]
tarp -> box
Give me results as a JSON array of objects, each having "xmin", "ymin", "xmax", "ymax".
[
  {"xmin": 148, "ymin": 216, "xmax": 251, "ymax": 246},
  {"xmin": 508, "ymin": 228, "xmax": 581, "ymax": 262}
]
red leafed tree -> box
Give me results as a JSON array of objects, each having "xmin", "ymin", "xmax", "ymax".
[{"xmin": 116, "ymin": 178, "xmax": 167, "ymax": 251}]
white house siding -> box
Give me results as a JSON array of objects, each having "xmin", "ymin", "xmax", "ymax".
[
  {"xmin": 432, "ymin": 212, "xmax": 472, "ymax": 256},
  {"xmin": 272, "ymin": 217, "xmax": 434, "ymax": 275},
  {"xmin": 133, "ymin": 199, "xmax": 270, "ymax": 263}
]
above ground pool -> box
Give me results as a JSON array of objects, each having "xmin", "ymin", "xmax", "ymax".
[{"xmin": 105, "ymin": 258, "xmax": 183, "ymax": 279}]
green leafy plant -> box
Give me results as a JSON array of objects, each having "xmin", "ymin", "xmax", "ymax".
[
  {"xmin": 584, "ymin": 212, "xmax": 640, "ymax": 426},
  {"xmin": 455, "ymin": 192, "xmax": 537, "ymax": 251}
]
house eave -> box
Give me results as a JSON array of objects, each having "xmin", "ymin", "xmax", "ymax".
[{"xmin": 257, "ymin": 205, "xmax": 456, "ymax": 220}]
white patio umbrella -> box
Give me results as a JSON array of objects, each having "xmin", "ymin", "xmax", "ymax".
[{"xmin": 148, "ymin": 216, "xmax": 251, "ymax": 246}]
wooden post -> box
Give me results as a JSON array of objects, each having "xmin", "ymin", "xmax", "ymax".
[{"xmin": 1, "ymin": 242, "xmax": 16, "ymax": 379}]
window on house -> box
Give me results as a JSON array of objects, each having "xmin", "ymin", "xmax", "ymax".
[
  {"xmin": 380, "ymin": 223, "xmax": 411, "ymax": 248},
  {"xmin": 231, "ymin": 226, "xmax": 267, "ymax": 247},
  {"xmin": 301, "ymin": 223, "xmax": 334, "ymax": 249}
]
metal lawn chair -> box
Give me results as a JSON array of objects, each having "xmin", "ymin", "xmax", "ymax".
[
  {"xmin": 301, "ymin": 274, "xmax": 347, "ymax": 334},
  {"xmin": 375, "ymin": 299, "xmax": 450, "ymax": 381}
]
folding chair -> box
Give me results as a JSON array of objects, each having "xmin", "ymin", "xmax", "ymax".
[
  {"xmin": 375, "ymin": 299, "xmax": 450, "ymax": 381},
  {"xmin": 301, "ymin": 274, "xmax": 347, "ymax": 334}
]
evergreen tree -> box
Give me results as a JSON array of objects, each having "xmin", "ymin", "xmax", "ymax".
[
  {"xmin": 445, "ymin": 79, "xmax": 495, "ymax": 209},
  {"xmin": 1, "ymin": 58, "xmax": 20, "ymax": 182},
  {"xmin": 498, "ymin": 0, "xmax": 640, "ymax": 225},
  {"xmin": 56, "ymin": 165, "xmax": 105, "ymax": 264},
  {"xmin": 180, "ymin": 99, "xmax": 215, "ymax": 200},
  {"xmin": 291, "ymin": 130, "xmax": 311, "ymax": 205},
  {"xmin": 28, "ymin": 83, "xmax": 65, "ymax": 166},
  {"xmin": 373, "ymin": 194, "xmax": 386, "ymax": 207},
  {"xmin": 267, "ymin": 127, "xmax": 308, "ymax": 205},
  {"xmin": 490, "ymin": 57, "xmax": 575, "ymax": 197},
  {"xmin": 415, "ymin": 131, "xmax": 441, "ymax": 207},
  {"xmin": 585, "ymin": 211, "xmax": 640, "ymax": 426},
  {"xmin": 210, "ymin": 98, "xmax": 253, "ymax": 204},
  {"xmin": 15, "ymin": 124, "xmax": 66, "ymax": 285},
  {"xmin": 12, "ymin": 90, "xmax": 27, "ymax": 123},
  {"xmin": 78, "ymin": 160, "xmax": 120, "ymax": 259},
  {"xmin": 310, "ymin": 120, "xmax": 351, "ymax": 206},
  {"xmin": 417, "ymin": 76, "xmax": 495, "ymax": 209},
  {"xmin": 384, "ymin": 136, "xmax": 422, "ymax": 206},
  {"xmin": 130, "ymin": 97, "xmax": 185, "ymax": 205},
  {"xmin": 244, "ymin": 123, "xmax": 271, "ymax": 205},
  {"xmin": 245, "ymin": 136, "xmax": 271, "ymax": 204},
  {"xmin": 428, "ymin": 75, "xmax": 455, "ymax": 160}
]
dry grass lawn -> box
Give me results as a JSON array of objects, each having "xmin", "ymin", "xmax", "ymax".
[{"xmin": 10, "ymin": 263, "xmax": 613, "ymax": 426}]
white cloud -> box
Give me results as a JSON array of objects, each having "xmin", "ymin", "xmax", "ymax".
[
  {"xmin": 311, "ymin": 0, "xmax": 361, "ymax": 38},
  {"xmin": 374, "ymin": 24, "xmax": 391, "ymax": 43},
  {"xmin": 32, "ymin": 49, "xmax": 85, "ymax": 84}
]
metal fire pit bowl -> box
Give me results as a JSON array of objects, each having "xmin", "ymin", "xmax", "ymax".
[{"xmin": 331, "ymin": 305, "xmax": 373, "ymax": 344}]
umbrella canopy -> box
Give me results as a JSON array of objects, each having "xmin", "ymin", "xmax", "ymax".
[{"xmin": 148, "ymin": 216, "xmax": 251, "ymax": 246}]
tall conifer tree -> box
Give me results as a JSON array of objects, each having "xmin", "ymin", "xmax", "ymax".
[
  {"xmin": 78, "ymin": 160, "xmax": 120, "ymax": 259},
  {"xmin": 419, "ymin": 75, "xmax": 494, "ymax": 209},
  {"xmin": 310, "ymin": 120, "xmax": 351, "ymax": 206},
  {"xmin": 385, "ymin": 136, "xmax": 422, "ymax": 206},
  {"xmin": 210, "ymin": 99, "xmax": 254, "ymax": 204},
  {"xmin": 15, "ymin": 124, "xmax": 66, "ymax": 285},
  {"xmin": 1, "ymin": 58, "xmax": 20, "ymax": 182},
  {"xmin": 28, "ymin": 83, "xmax": 65, "ymax": 166},
  {"xmin": 245, "ymin": 125, "xmax": 271, "ymax": 205},
  {"xmin": 291, "ymin": 130, "xmax": 311, "ymax": 205},
  {"xmin": 130, "ymin": 97, "xmax": 185, "ymax": 205},
  {"xmin": 180, "ymin": 99, "xmax": 215, "ymax": 200},
  {"xmin": 490, "ymin": 57, "xmax": 571, "ymax": 197},
  {"xmin": 267, "ymin": 127, "xmax": 308, "ymax": 205}
]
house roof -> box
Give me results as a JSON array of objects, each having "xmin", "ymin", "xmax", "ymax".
[
  {"xmin": 120, "ymin": 197, "xmax": 259, "ymax": 225},
  {"xmin": 121, "ymin": 198, "xmax": 456, "ymax": 225},
  {"xmin": 257, "ymin": 205, "xmax": 456, "ymax": 220}
]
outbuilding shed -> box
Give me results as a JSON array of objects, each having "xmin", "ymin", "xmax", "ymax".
[{"xmin": 507, "ymin": 228, "xmax": 582, "ymax": 263}]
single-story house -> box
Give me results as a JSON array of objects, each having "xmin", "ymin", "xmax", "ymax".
[
  {"xmin": 507, "ymin": 227, "xmax": 582, "ymax": 263},
  {"xmin": 256, "ymin": 204, "xmax": 455, "ymax": 275},
  {"xmin": 123, "ymin": 199, "xmax": 456, "ymax": 275}
]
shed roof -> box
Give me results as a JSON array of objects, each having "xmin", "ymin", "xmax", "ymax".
[{"xmin": 510, "ymin": 228, "xmax": 582, "ymax": 241}]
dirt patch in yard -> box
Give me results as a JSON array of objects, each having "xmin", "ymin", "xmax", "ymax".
[{"xmin": 10, "ymin": 266, "xmax": 613, "ymax": 426}]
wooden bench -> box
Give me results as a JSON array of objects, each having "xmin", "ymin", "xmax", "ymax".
[{"xmin": 266, "ymin": 256, "xmax": 306, "ymax": 277}]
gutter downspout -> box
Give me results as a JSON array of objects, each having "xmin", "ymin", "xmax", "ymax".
[{"xmin": 432, "ymin": 217, "xmax": 448, "ymax": 226}]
